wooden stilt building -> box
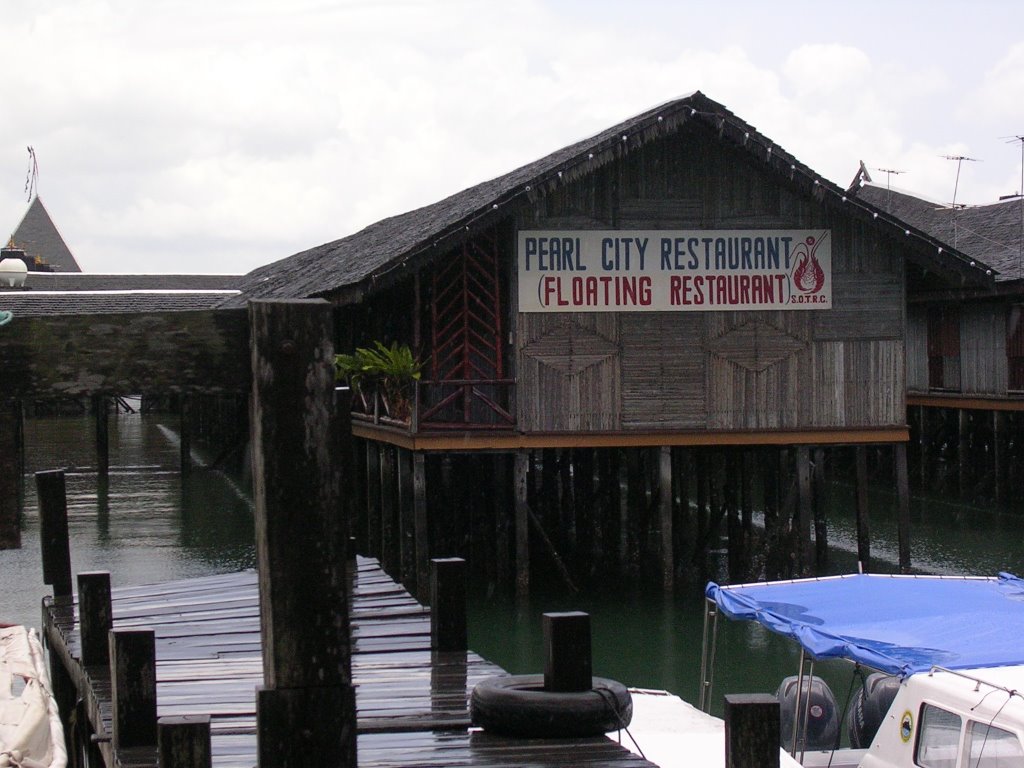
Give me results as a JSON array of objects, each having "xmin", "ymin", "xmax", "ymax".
[{"xmin": 228, "ymin": 92, "xmax": 993, "ymax": 590}]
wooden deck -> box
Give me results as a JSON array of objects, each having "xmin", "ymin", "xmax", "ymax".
[{"xmin": 43, "ymin": 556, "xmax": 654, "ymax": 767}]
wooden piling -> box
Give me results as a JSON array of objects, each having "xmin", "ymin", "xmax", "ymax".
[
  {"xmin": 795, "ymin": 447, "xmax": 812, "ymax": 575},
  {"xmin": 895, "ymin": 442, "xmax": 911, "ymax": 573},
  {"xmin": 430, "ymin": 558, "xmax": 467, "ymax": 652},
  {"xmin": 958, "ymin": 409, "xmax": 969, "ymax": 498},
  {"xmin": 180, "ymin": 393, "xmax": 192, "ymax": 478},
  {"xmin": 812, "ymin": 447, "xmax": 828, "ymax": 573},
  {"xmin": 110, "ymin": 628, "xmax": 158, "ymax": 751},
  {"xmin": 725, "ymin": 694, "xmax": 780, "ymax": 768},
  {"xmin": 994, "ymin": 411, "xmax": 1005, "ymax": 507},
  {"xmin": 248, "ymin": 299, "xmax": 356, "ymax": 768},
  {"xmin": 855, "ymin": 447, "xmax": 870, "ymax": 572},
  {"xmin": 413, "ymin": 452, "xmax": 430, "ymax": 603},
  {"xmin": 658, "ymin": 445, "xmax": 674, "ymax": 591},
  {"xmin": 37, "ymin": 469, "xmax": 73, "ymax": 598},
  {"xmin": 366, "ymin": 443, "xmax": 382, "ymax": 559},
  {"xmin": 158, "ymin": 715, "xmax": 212, "ymax": 768},
  {"xmin": 380, "ymin": 446, "xmax": 398, "ymax": 575},
  {"xmin": 514, "ymin": 451, "xmax": 530, "ymax": 601},
  {"xmin": 94, "ymin": 394, "xmax": 110, "ymax": 483},
  {"xmin": 725, "ymin": 451, "xmax": 741, "ymax": 582},
  {"xmin": 543, "ymin": 612, "xmax": 591, "ymax": 693},
  {"xmin": 398, "ymin": 448, "xmax": 415, "ymax": 589},
  {"xmin": 77, "ymin": 571, "xmax": 112, "ymax": 667},
  {"xmin": 0, "ymin": 400, "xmax": 21, "ymax": 549}
]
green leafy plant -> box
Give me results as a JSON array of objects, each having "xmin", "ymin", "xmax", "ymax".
[{"xmin": 335, "ymin": 341, "xmax": 422, "ymax": 421}]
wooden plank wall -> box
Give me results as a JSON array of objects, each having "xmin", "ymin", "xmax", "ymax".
[
  {"xmin": 960, "ymin": 303, "xmax": 1007, "ymax": 394},
  {"xmin": 0, "ymin": 309, "xmax": 249, "ymax": 397},
  {"xmin": 515, "ymin": 127, "xmax": 907, "ymax": 433}
]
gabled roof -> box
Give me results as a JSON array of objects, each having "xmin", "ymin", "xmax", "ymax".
[
  {"xmin": 10, "ymin": 196, "xmax": 81, "ymax": 272},
  {"xmin": 854, "ymin": 182, "xmax": 1023, "ymax": 282},
  {"xmin": 23, "ymin": 272, "xmax": 241, "ymax": 291},
  {"xmin": 225, "ymin": 91, "xmax": 994, "ymax": 308}
]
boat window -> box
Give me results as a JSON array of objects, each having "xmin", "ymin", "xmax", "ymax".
[
  {"xmin": 917, "ymin": 704, "xmax": 962, "ymax": 768},
  {"xmin": 965, "ymin": 720, "xmax": 1024, "ymax": 768}
]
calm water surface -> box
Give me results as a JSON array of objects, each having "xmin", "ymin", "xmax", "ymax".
[{"xmin": 5, "ymin": 411, "xmax": 1024, "ymax": 720}]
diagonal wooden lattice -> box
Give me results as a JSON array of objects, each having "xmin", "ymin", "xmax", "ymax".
[
  {"xmin": 522, "ymin": 320, "xmax": 618, "ymax": 375},
  {"xmin": 431, "ymin": 236, "xmax": 504, "ymax": 382},
  {"xmin": 705, "ymin": 320, "xmax": 805, "ymax": 372}
]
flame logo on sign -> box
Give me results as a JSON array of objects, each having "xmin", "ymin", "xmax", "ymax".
[{"xmin": 791, "ymin": 234, "xmax": 826, "ymax": 294}]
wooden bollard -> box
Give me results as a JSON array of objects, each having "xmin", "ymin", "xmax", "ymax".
[
  {"xmin": 37, "ymin": 470, "xmax": 73, "ymax": 598},
  {"xmin": 725, "ymin": 694, "xmax": 780, "ymax": 768},
  {"xmin": 543, "ymin": 612, "xmax": 591, "ymax": 692},
  {"xmin": 430, "ymin": 558, "xmax": 466, "ymax": 652},
  {"xmin": 249, "ymin": 299, "xmax": 356, "ymax": 768},
  {"xmin": 78, "ymin": 571, "xmax": 112, "ymax": 667},
  {"xmin": 158, "ymin": 715, "xmax": 211, "ymax": 768},
  {"xmin": 110, "ymin": 628, "xmax": 157, "ymax": 750}
]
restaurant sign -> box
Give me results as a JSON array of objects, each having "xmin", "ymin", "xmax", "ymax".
[{"xmin": 517, "ymin": 229, "xmax": 831, "ymax": 312}]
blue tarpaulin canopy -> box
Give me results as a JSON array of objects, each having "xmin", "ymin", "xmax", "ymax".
[{"xmin": 706, "ymin": 573, "xmax": 1024, "ymax": 676}]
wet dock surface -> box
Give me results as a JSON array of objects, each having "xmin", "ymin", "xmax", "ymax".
[{"xmin": 44, "ymin": 556, "xmax": 653, "ymax": 767}]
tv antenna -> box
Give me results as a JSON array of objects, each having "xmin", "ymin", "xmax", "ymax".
[
  {"xmin": 874, "ymin": 167, "xmax": 906, "ymax": 209},
  {"xmin": 941, "ymin": 154, "xmax": 980, "ymax": 209},
  {"xmin": 24, "ymin": 146, "xmax": 38, "ymax": 202},
  {"xmin": 1002, "ymin": 135, "xmax": 1024, "ymax": 277},
  {"xmin": 942, "ymin": 154, "xmax": 980, "ymax": 249}
]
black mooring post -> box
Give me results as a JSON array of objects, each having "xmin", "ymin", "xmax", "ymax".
[
  {"xmin": 430, "ymin": 558, "xmax": 466, "ymax": 652},
  {"xmin": 110, "ymin": 628, "xmax": 157, "ymax": 751},
  {"xmin": 725, "ymin": 693, "xmax": 780, "ymax": 768},
  {"xmin": 37, "ymin": 470, "xmax": 73, "ymax": 598},
  {"xmin": 249, "ymin": 299, "xmax": 356, "ymax": 768},
  {"xmin": 78, "ymin": 571, "xmax": 112, "ymax": 667},
  {"xmin": 543, "ymin": 611, "xmax": 591, "ymax": 693},
  {"xmin": 159, "ymin": 715, "xmax": 212, "ymax": 768},
  {"xmin": 94, "ymin": 395, "xmax": 110, "ymax": 484}
]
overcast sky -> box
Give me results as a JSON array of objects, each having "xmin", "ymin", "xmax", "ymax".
[{"xmin": 2, "ymin": 0, "xmax": 1023, "ymax": 274}]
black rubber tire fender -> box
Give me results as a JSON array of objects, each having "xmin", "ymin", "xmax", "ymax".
[{"xmin": 470, "ymin": 674, "xmax": 633, "ymax": 738}]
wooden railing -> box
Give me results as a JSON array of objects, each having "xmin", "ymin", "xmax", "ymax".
[{"xmin": 350, "ymin": 379, "xmax": 516, "ymax": 432}]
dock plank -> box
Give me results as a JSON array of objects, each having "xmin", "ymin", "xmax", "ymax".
[{"xmin": 43, "ymin": 556, "xmax": 656, "ymax": 767}]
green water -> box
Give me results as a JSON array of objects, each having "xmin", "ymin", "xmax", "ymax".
[{"xmin": 4, "ymin": 411, "xmax": 1024, "ymax": 722}]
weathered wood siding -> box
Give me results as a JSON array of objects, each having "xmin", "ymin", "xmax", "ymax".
[
  {"xmin": 960, "ymin": 303, "xmax": 1007, "ymax": 394},
  {"xmin": 0, "ymin": 310, "xmax": 249, "ymax": 398},
  {"xmin": 514, "ymin": 128, "xmax": 907, "ymax": 433},
  {"xmin": 906, "ymin": 305, "xmax": 928, "ymax": 392}
]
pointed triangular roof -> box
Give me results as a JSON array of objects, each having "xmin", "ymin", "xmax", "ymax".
[{"xmin": 10, "ymin": 196, "xmax": 81, "ymax": 272}]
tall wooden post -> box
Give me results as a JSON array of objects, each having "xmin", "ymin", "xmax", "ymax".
[
  {"xmin": 78, "ymin": 571, "xmax": 113, "ymax": 667},
  {"xmin": 958, "ymin": 409, "xmax": 969, "ymax": 498},
  {"xmin": 397, "ymin": 448, "xmax": 415, "ymax": 589},
  {"xmin": 795, "ymin": 448, "xmax": 812, "ymax": 575},
  {"xmin": 994, "ymin": 411, "xmax": 1005, "ymax": 507},
  {"xmin": 94, "ymin": 394, "xmax": 110, "ymax": 485},
  {"xmin": 110, "ymin": 628, "xmax": 157, "ymax": 751},
  {"xmin": 379, "ymin": 446, "xmax": 397, "ymax": 574},
  {"xmin": 37, "ymin": 470, "xmax": 73, "ymax": 598},
  {"xmin": 159, "ymin": 715, "xmax": 212, "ymax": 768},
  {"xmin": 0, "ymin": 400, "xmax": 21, "ymax": 549},
  {"xmin": 413, "ymin": 453, "xmax": 430, "ymax": 604},
  {"xmin": 658, "ymin": 445, "xmax": 674, "ymax": 591},
  {"xmin": 812, "ymin": 447, "xmax": 828, "ymax": 572},
  {"xmin": 180, "ymin": 393, "xmax": 193, "ymax": 478},
  {"xmin": 514, "ymin": 451, "xmax": 530, "ymax": 601},
  {"xmin": 895, "ymin": 442, "xmax": 911, "ymax": 573},
  {"xmin": 249, "ymin": 299, "xmax": 356, "ymax": 768},
  {"xmin": 855, "ymin": 447, "xmax": 870, "ymax": 572},
  {"xmin": 725, "ymin": 694, "xmax": 780, "ymax": 768},
  {"xmin": 543, "ymin": 612, "xmax": 591, "ymax": 692},
  {"xmin": 366, "ymin": 444, "xmax": 382, "ymax": 559},
  {"xmin": 430, "ymin": 558, "xmax": 467, "ymax": 652}
]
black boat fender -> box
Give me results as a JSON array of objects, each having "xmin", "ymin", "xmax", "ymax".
[{"xmin": 470, "ymin": 674, "xmax": 633, "ymax": 738}]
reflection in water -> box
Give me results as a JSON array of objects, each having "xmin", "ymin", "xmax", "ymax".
[
  {"xmin": 2, "ymin": 411, "xmax": 256, "ymax": 631},
  {"xmin": 6, "ymin": 412, "xmax": 1024, "ymax": 725}
]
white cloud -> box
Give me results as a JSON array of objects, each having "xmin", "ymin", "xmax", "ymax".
[{"xmin": 2, "ymin": 1, "xmax": 1023, "ymax": 273}]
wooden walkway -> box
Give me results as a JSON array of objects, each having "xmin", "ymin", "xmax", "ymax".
[{"xmin": 43, "ymin": 556, "xmax": 654, "ymax": 767}]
